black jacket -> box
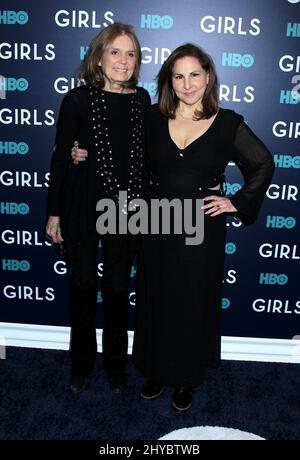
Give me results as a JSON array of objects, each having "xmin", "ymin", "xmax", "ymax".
[{"xmin": 47, "ymin": 85, "xmax": 151, "ymax": 240}]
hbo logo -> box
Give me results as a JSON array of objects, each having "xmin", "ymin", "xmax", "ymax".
[
  {"xmin": 222, "ymin": 53, "xmax": 254, "ymax": 68},
  {"xmin": 0, "ymin": 141, "xmax": 29, "ymax": 155},
  {"xmin": 2, "ymin": 259, "xmax": 30, "ymax": 271},
  {"xmin": 259, "ymin": 273, "xmax": 288, "ymax": 285},
  {"xmin": 0, "ymin": 202, "xmax": 29, "ymax": 215},
  {"xmin": 141, "ymin": 14, "xmax": 173, "ymax": 29},
  {"xmin": 222, "ymin": 298, "xmax": 231, "ymax": 309},
  {"xmin": 97, "ymin": 291, "xmax": 103, "ymax": 303},
  {"xmin": 225, "ymin": 242, "xmax": 237, "ymax": 254},
  {"xmin": 0, "ymin": 10, "xmax": 29, "ymax": 24},
  {"xmin": 0, "ymin": 78, "xmax": 28, "ymax": 92},
  {"xmin": 266, "ymin": 215, "xmax": 296, "ymax": 229},
  {"xmin": 273, "ymin": 154, "xmax": 300, "ymax": 168},
  {"xmin": 224, "ymin": 182, "xmax": 242, "ymax": 195}
]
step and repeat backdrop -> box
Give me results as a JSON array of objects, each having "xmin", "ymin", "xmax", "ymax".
[{"xmin": 1, "ymin": 0, "xmax": 299, "ymax": 340}]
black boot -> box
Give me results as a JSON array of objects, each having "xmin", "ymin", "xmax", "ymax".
[
  {"xmin": 172, "ymin": 387, "xmax": 193, "ymax": 411},
  {"xmin": 141, "ymin": 380, "xmax": 164, "ymax": 399}
]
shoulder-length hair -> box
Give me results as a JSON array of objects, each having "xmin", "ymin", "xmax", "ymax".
[
  {"xmin": 79, "ymin": 23, "xmax": 141, "ymax": 89},
  {"xmin": 157, "ymin": 43, "xmax": 219, "ymax": 119}
]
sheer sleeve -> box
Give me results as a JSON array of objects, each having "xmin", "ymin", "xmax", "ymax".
[
  {"xmin": 229, "ymin": 121, "xmax": 275, "ymax": 225},
  {"xmin": 47, "ymin": 93, "xmax": 79, "ymax": 216}
]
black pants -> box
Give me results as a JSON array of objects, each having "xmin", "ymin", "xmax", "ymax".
[{"xmin": 64, "ymin": 232, "xmax": 138, "ymax": 378}]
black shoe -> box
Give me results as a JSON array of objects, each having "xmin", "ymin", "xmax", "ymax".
[
  {"xmin": 172, "ymin": 387, "xmax": 193, "ymax": 411},
  {"xmin": 141, "ymin": 380, "xmax": 164, "ymax": 400},
  {"xmin": 69, "ymin": 374, "xmax": 87, "ymax": 394}
]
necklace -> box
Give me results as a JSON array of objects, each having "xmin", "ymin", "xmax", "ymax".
[
  {"xmin": 176, "ymin": 110, "xmax": 195, "ymax": 120},
  {"xmin": 88, "ymin": 86, "xmax": 144, "ymax": 207}
]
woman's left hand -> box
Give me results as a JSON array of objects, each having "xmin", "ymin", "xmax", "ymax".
[
  {"xmin": 71, "ymin": 140, "xmax": 88, "ymax": 164},
  {"xmin": 202, "ymin": 195, "xmax": 237, "ymax": 216}
]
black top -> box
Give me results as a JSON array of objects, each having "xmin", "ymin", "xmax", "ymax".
[
  {"xmin": 101, "ymin": 90, "xmax": 132, "ymax": 190},
  {"xmin": 146, "ymin": 105, "xmax": 275, "ymax": 224},
  {"xmin": 47, "ymin": 85, "xmax": 151, "ymax": 240}
]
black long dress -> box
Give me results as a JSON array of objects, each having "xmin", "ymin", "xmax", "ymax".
[{"xmin": 132, "ymin": 105, "xmax": 275, "ymax": 387}]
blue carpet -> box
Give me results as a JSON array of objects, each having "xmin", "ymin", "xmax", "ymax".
[{"xmin": 0, "ymin": 347, "xmax": 299, "ymax": 440}]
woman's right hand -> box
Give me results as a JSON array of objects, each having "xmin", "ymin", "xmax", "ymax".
[
  {"xmin": 71, "ymin": 140, "xmax": 88, "ymax": 164},
  {"xmin": 46, "ymin": 216, "xmax": 64, "ymax": 244}
]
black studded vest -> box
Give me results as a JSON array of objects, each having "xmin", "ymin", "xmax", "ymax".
[{"xmin": 88, "ymin": 86, "xmax": 146, "ymax": 207}]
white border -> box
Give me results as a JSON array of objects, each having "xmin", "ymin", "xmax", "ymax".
[{"xmin": 0, "ymin": 322, "xmax": 299, "ymax": 363}]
